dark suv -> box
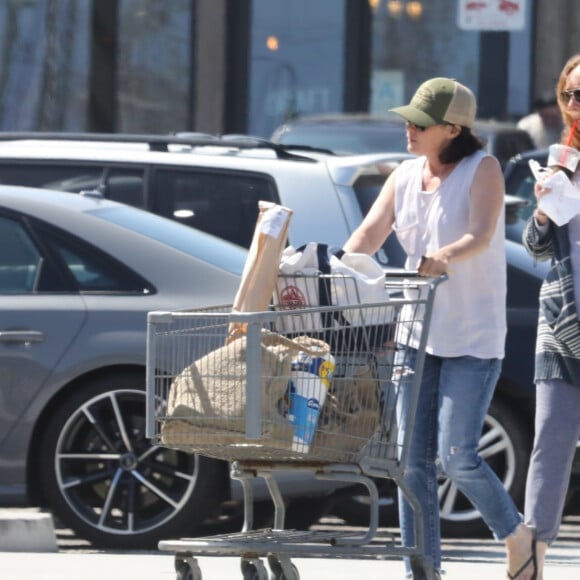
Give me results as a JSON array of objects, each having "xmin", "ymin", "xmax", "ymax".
[
  {"xmin": 504, "ymin": 148, "xmax": 549, "ymax": 222},
  {"xmin": 0, "ymin": 132, "xmax": 572, "ymax": 537}
]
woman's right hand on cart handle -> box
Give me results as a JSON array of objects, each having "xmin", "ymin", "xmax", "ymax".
[{"xmin": 418, "ymin": 254, "xmax": 449, "ymax": 277}]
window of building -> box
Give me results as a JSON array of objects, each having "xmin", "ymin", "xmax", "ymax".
[
  {"xmin": 368, "ymin": 0, "xmax": 479, "ymax": 114},
  {"xmin": 117, "ymin": 0, "xmax": 192, "ymax": 133},
  {"xmin": 0, "ymin": 1, "xmax": 91, "ymax": 131},
  {"xmin": 248, "ymin": 0, "xmax": 348, "ymax": 138}
]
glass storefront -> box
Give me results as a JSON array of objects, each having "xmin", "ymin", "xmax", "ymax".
[
  {"xmin": 0, "ymin": 1, "xmax": 90, "ymax": 131},
  {"xmin": 247, "ymin": 0, "xmax": 347, "ymax": 138},
  {"xmin": 246, "ymin": 0, "xmax": 482, "ymax": 137},
  {"xmin": 117, "ymin": 0, "xmax": 191, "ymax": 133},
  {"xmin": 368, "ymin": 0, "xmax": 480, "ymax": 114},
  {"xmin": 0, "ymin": 0, "xmax": 192, "ymax": 133},
  {"xmin": 0, "ymin": 1, "xmax": 533, "ymax": 134},
  {"xmin": 246, "ymin": 0, "xmax": 533, "ymax": 135}
]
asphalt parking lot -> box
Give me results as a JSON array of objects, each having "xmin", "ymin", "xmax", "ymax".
[
  {"xmin": 46, "ymin": 514, "xmax": 580, "ymax": 578},
  {"xmin": 1, "ymin": 510, "xmax": 579, "ymax": 579}
]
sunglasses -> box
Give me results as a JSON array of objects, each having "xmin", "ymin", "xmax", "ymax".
[
  {"xmin": 405, "ymin": 121, "xmax": 454, "ymax": 133},
  {"xmin": 406, "ymin": 121, "xmax": 429, "ymax": 132},
  {"xmin": 560, "ymin": 88, "xmax": 580, "ymax": 103}
]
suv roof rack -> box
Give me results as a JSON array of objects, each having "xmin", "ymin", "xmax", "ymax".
[{"xmin": 0, "ymin": 131, "xmax": 333, "ymax": 161}]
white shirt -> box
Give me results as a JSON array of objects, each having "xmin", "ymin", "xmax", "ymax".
[{"xmin": 392, "ymin": 151, "xmax": 507, "ymax": 358}]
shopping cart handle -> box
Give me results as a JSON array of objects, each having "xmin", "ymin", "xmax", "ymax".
[
  {"xmin": 386, "ymin": 253, "xmax": 450, "ymax": 281},
  {"xmin": 383, "ymin": 267, "xmax": 409, "ymax": 277},
  {"xmin": 385, "ymin": 268, "xmax": 448, "ymax": 279}
]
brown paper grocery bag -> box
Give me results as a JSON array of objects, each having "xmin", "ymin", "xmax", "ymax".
[{"xmin": 228, "ymin": 201, "xmax": 293, "ymax": 341}]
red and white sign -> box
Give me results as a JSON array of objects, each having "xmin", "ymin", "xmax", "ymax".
[{"xmin": 457, "ymin": 0, "xmax": 526, "ymax": 30}]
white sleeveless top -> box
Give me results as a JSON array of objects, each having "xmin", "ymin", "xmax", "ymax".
[{"xmin": 393, "ymin": 151, "xmax": 506, "ymax": 358}]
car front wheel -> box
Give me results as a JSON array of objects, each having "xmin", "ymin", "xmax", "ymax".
[{"xmin": 39, "ymin": 372, "xmax": 224, "ymax": 549}]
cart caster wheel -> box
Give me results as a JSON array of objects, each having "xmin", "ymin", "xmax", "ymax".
[
  {"xmin": 175, "ymin": 556, "xmax": 202, "ymax": 580},
  {"xmin": 241, "ymin": 558, "xmax": 268, "ymax": 580},
  {"xmin": 267, "ymin": 556, "xmax": 300, "ymax": 580}
]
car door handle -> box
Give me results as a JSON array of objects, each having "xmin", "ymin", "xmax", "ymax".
[{"xmin": 0, "ymin": 330, "xmax": 45, "ymax": 344}]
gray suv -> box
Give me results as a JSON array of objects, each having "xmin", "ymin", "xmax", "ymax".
[
  {"xmin": 0, "ymin": 133, "xmax": 411, "ymax": 268},
  {"xmin": 0, "ymin": 132, "xmax": 566, "ymax": 537}
]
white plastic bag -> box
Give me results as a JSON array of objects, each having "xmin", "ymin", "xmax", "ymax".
[
  {"xmin": 274, "ymin": 242, "xmax": 392, "ymax": 331},
  {"xmin": 529, "ymin": 159, "xmax": 580, "ymax": 226}
]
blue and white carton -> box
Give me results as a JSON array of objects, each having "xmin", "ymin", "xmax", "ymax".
[{"xmin": 287, "ymin": 351, "xmax": 335, "ymax": 453}]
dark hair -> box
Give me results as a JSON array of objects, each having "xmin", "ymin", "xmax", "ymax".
[{"xmin": 439, "ymin": 126, "xmax": 484, "ymax": 164}]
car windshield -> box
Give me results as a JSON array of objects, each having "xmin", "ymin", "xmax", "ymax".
[
  {"xmin": 277, "ymin": 126, "xmax": 408, "ymax": 154},
  {"xmin": 89, "ymin": 205, "xmax": 247, "ymax": 275}
]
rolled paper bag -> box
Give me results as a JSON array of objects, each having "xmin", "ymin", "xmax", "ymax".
[
  {"xmin": 548, "ymin": 143, "xmax": 580, "ymax": 175},
  {"xmin": 227, "ymin": 201, "xmax": 293, "ymax": 342},
  {"xmin": 287, "ymin": 350, "xmax": 335, "ymax": 453}
]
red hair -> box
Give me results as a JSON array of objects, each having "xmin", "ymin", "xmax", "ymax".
[{"xmin": 556, "ymin": 54, "xmax": 580, "ymax": 149}]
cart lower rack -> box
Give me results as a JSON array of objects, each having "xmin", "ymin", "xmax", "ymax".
[{"xmin": 146, "ymin": 274, "xmax": 445, "ymax": 580}]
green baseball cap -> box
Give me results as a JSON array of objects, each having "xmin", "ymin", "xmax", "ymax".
[{"xmin": 389, "ymin": 77, "xmax": 477, "ymax": 128}]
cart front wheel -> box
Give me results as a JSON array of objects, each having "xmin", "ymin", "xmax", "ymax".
[
  {"xmin": 241, "ymin": 558, "xmax": 268, "ymax": 580},
  {"xmin": 175, "ymin": 556, "xmax": 202, "ymax": 580},
  {"xmin": 267, "ymin": 555, "xmax": 300, "ymax": 580}
]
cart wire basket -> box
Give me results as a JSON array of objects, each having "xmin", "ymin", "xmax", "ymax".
[{"xmin": 146, "ymin": 273, "xmax": 446, "ymax": 580}]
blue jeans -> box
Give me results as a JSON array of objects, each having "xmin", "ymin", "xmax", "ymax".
[{"xmin": 396, "ymin": 349, "xmax": 522, "ymax": 575}]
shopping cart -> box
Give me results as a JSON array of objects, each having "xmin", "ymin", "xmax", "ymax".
[{"xmin": 146, "ymin": 273, "xmax": 446, "ymax": 580}]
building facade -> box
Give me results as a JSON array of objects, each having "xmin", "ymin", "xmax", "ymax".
[{"xmin": 0, "ymin": 0, "xmax": 576, "ymax": 138}]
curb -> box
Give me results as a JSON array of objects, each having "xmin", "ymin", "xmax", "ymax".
[{"xmin": 0, "ymin": 508, "xmax": 58, "ymax": 552}]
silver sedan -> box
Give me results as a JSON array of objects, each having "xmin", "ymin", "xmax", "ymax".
[{"xmin": 0, "ymin": 186, "xmax": 251, "ymax": 548}]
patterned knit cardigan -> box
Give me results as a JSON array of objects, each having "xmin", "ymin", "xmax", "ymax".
[{"xmin": 523, "ymin": 217, "xmax": 580, "ymax": 387}]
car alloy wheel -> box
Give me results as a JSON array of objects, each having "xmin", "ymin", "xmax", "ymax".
[{"xmin": 39, "ymin": 373, "xmax": 224, "ymax": 548}]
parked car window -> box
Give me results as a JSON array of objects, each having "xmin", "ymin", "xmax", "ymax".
[
  {"xmin": 503, "ymin": 149, "xmax": 548, "ymax": 221},
  {"xmin": 48, "ymin": 231, "xmax": 154, "ymax": 294},
  {"xmin": 0, "ymin": 163, "xmax": 104, "ymax": 191},
  {"xmin": 47, "ymin": 167, "xmax": 147, "ymax": 208},
  {"xmin": 0, "ymin": 163, "xmax": 147, "ymax": 209},
  {"xmin": 0, "ymin": 216, "xmax": 41, "ymax": 293},
  {"xmin": 93, "ymin": 205, "xmax": 247, "ymax": 276},
  {"xmin": 53, "ymin": 242, "xmax": 149, "ymax": 293},
  {"xmin": 0, "ymin": 210, "xmax": 154, "ymax": 295},
  {"xmin": 152, "ymin": 168, "xmax": 278, "ymax": 248},
  {"xmin": 351, "ymin": 170, "xmax": 407, "ymax": 266},
  {"xmin": 488, "ymin": 131, "xmax": 535, "ymax": 169},
  {"xmin": 34, "ymin": 220, "xmax": 154, "ymax": 294},
  {"xmin": 510, "ymin": 173, "xmax": 536, "ymax": 219},
  {"xmin": 102, "ymin": 168, "xmax": 146, "ymax": 207}
]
